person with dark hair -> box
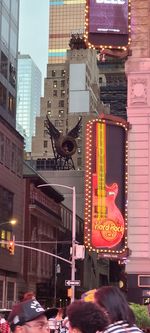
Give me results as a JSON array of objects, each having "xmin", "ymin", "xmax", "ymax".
[
  {"xmin": 7, "ymin": 298, "xmax": 52, "ymax": 332},
  {"xmin": 94, "ymin": 286, "xmax": 143, "ymax": 333},
  {"xmin": 23, "ymin": 291, "xmax": 36, "ymax": 301},
  {"xmin": 67, "ymin": 300, "xmax": 109, "ymax": 333}
]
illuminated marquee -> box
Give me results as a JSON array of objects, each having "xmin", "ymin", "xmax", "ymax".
[
  {"xmin": 84, "ymin": 0, "xmax": 131, "ymax": 49},
  {"xmin": 84, "ymin": 115, "xmax": 129, "ymax": 257}
]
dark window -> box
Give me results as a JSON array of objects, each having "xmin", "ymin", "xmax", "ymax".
[
  {"xmin": 61, "ymin": 80, "xmax": 65, "ymax": 87},
  {"xmin": 0, "ymin": 185, "xmax": 13, "ymax": 222},
  {"xmin": 47, "ymin": 100, "xmax": 51, "ymax": 108},
  {"xmin": 61, "ymin": 70, "xmax": 65, "ymax": 77},
  {"xmin": 0, "ymin": 83, "xmax": 7, "ymax": 108},
  {"xmin": 8, "ymin": 93, "xmax": 15, "ymax": 116},
  {"xmin": 0, "ymin": 132, "xmax": 4, "ymax": 164},
  {"xmin": 52, "ymin": 70, "xmax": 56, "ymax": 77},
  {"xmin": 59, "ymin": 100, "xmax": 64, "ymax": 108},
  {"xmin": 44, "ymin": 140, "xmax": 48, "ymax": 148},
  {"xmin": 53, "ymin": 80, "xmax": 57, "ymax": 88},
  {"xmin": 61, "ymin": 90, "xmax": 65, "ymax": 97},
  {"xmin": 1, "ymin": 52, "xmax": 8, "ymax": 79},
  {"xmin": 53, "ymin": 90, "xmax": 57, "ymax": 97}
]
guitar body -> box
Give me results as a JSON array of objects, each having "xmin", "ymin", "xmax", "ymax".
[{"xmin": 92, "ymin": 176, "xmax": 124, "ymax": 248}]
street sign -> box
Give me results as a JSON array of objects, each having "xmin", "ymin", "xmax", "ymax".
[{"xmin": 65, "ymin": 280, "xmax": 80, "ymax": 287}]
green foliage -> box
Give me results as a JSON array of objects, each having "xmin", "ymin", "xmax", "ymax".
[{"xmin": 130, "ymin": 303, "xmax": 150, "ymax": 329}]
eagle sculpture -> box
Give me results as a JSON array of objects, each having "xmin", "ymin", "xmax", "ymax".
[{"xmin": 46, "ymin": 115, "xmax": 82, "ymax": 158}]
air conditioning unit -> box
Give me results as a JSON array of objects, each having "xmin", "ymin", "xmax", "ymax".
[{"xmin": 138, "ymin": 275, "xmax": 150, "ymax": 287}]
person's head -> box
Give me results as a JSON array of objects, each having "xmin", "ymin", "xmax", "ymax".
[
  {"xmin": 23, "ymin": 292, "xmax": 36, "ymax": 302},
  {"xmin": 94, "ymin": 286, "xmax": 135, "ymax": 326},
  {"xmin": 8, "ymin": 299, "xmax": 51, "ymax": 333},
  {"xmin": 67, "ymin": 300, "xmax": 109, "ymax": 333}
]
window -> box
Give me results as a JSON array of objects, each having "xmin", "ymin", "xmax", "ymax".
[
  {"xmin": 77, "ymin": 157, "xmax": 82, "ymax": 166},
  {"xmin": 5, "ymin": 137, "xmax": 11, "ymax": 168},
  {"xmin": 44, "ymin": 141, "xmax": 48, "ymax": 148},
  {"xmin": 11, "ymin": 143, "xmax": 16, "ymax": 172},
  {"xmin": 61, "ymin": 80, "xmax": 65, "ymax": 87},
  {"xmin": 59, "ymin": 100, "xmax": 64, "ymax": 108},
  {"xmin": 52, "ymin": 70, "xmax": 56, "ymax": 77},
  {"xmin": 0, "ymin": 132, "xmax": 4, "ymax": 164},
  {"xmin": 53, "ymin": 90, "xmax": 57, "ymax": 97},
  {"xmin": 53, "ymin": 80, "xmax": 57, "ymax": 88},
  {"xmin": 61, "ymin": 70, "xmax": 66, "ymax": 77},
  {"xmin": 61, "ymin": 90, "xmax": 65, "ymax": 97},
  {"xmin": 0, "ymin": 186, "xmax": 14, "ymax": 223},
  {"xmin": 47, "ymin": 100, "xmax": 51, "ymax": 108},
  {"xmin": 8, "ymin": 93, "xmax": 15, "ymax": 116},
  {"xmin": 1, "ymin": 52, "xmax": 8, "ymax": 79},
  {"xmin": 0, "ymin": 83, "xmax": 7, "ymax": 108},
  {"xmin": 59, "ymin": 110, "xmax": 64, "ymax": 118}
]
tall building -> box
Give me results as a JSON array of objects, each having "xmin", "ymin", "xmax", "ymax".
[
  {"xmin": 16, "ymin": 54, "xmax": 42, "ymax": 152},
  {"xmin": 0, "ymin": 0, "xmax": 19, "ymax": 128},
  {"xmin": 31, "ymin": 48, "xmax": 109, "ymax": 170},
  {"xmin": 0, "ymin": 0, "xmax": 24, "ymax": 307},
  {"xmin": 48, "ymin": 0, "xmax": 85, "ymax": 63}
]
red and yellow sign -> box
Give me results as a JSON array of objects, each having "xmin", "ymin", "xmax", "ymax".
[{"xmin": 84, "ymin": 115, "xmax": 129, "ymax": 257}]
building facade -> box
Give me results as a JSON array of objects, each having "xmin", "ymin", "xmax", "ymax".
[
  {"xmin": 0, "ymin": 0, "xmax": 19, "ymax": 128},
  {"xmin": 31, "ymin": 48, "xmax": 109, "ymax": 170},
  {"xmin": 0, "ymin": 0, "xmax": 25, "ymax": 308},
  {"xmin": 16, "ymin": 54, "xmax": 42, "ymax": 152},
  {"xmin": 48, "ymin": 0, "xmax": 85, "ymax": 63}
]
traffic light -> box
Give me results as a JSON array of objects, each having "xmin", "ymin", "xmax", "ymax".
[
  {"xmin": 8, "ymin": 240, "xmax": 15, "ymax": 255},
  {"xmin": 67, "ymin": 288, "xmax": 72, "ymax": 298}
]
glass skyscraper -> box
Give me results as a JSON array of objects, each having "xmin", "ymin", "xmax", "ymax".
[
  {"xmin": 16, "ymin": 54, "xmax": 42, "ymax": 152},
  {"xmin": 0, "ymin": 0, "xmax": 19, "ymax": 127},
  {"xmin": 48, "ymin": 0, "xmax": 86, "ymax": 63}
]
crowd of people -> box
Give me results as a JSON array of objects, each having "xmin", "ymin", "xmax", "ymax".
[{"xmin": 0, "ymin": 286, "xmax": 147, "ymax": 333}]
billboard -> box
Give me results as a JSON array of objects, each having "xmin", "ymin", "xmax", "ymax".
[
  {"xmin": 84, "ymin": 116, "xmax": 129, "ymax": 258},
  {"xmin": 85, "ymin": 0, "xmax": 130, "ymax": 48}
]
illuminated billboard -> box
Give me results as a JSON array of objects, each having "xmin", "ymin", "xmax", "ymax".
[
  {"xmin": 84, "ymin": 115, "xmax": 129, "ymax": 258},
  {"xmin": 85, "ymin": 0, "xmax": 131, "ymax": 49}
]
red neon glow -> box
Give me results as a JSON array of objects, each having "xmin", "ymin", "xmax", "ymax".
[{"xmin": 91, "ymin": 122, "xmax": 125, "ymax": 248}]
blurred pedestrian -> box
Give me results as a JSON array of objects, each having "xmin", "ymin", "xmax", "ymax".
[
  {"xmin": 23, "ymin": 291, "xmax": 36, "ymax": 301},
  {"xmin": 94, "ymin": 286, "xmax": 144, "ymax": 333},
  {"xmin": 67, "ymin": 300, "xmax": 109, "ymax": 333},
  {"xmin": 7, "ymin": 298, "xmax": 51, "ymax": 332}
]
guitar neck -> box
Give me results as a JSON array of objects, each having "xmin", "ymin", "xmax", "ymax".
[{"xmin": 96, "ymin": 123, "xmax": 106, "ymax": 218}]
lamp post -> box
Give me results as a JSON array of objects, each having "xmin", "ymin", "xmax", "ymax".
[
  {"xmin": 0, "ymin": 219, "xmax": 17, "ymax": 227},
  {"xmin": 38, "ymin": 183, "xmax": 76, "ymax": 303}
]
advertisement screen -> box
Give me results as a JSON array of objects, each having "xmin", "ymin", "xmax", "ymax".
[
  {"xmin": 87, "ymin": 0, "xmax": 129, "ymax": 47},
  {"xmin": 84, "ymin": 117, "xmax": 129, "ymax": 257}
]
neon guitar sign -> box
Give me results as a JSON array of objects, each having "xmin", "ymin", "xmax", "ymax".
[{"xmin": 91, "ymin": 122, "xmax": 125, "ymax": 249}]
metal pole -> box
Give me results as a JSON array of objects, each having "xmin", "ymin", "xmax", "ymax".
[{"xmin": 71, "ymin": 186, "xmax": 76, "ymax": 303}]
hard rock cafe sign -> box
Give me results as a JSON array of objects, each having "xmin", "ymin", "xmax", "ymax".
[{"xmin": 84, "ymin": 115, "xmax": 129, "ymax": 257}]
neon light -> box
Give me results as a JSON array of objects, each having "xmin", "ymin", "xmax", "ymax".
[{"xmin": 84, "ymin": 117, "xmax": 129, "ymax": 256}]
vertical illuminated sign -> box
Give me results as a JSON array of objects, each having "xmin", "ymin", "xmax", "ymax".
[
  {"xmin": 84, "ymin": 116, "xmax": 129, "ymax": 257},
  {"xmin": 85, "ymin": 0, "xmax": 131, "ymax": 48}
]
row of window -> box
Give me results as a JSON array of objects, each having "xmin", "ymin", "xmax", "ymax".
[
  {"xmin": 0, "ymin": 131, "xmax": 22, "ymax": 177},
  {"xmin": 61, "ymin": 204, "xmax": 83, "ymax": 236},
  {"xmin": 47, "ymin": 99, "xmax": 65, "ymax": 108},
  {"xmin": 51, "ymin": 69, "xmax": 66, "ymax": 78},
  {"xmin": 53, "ymin": 89, "xmax": 66, "ymax": 97},
  {"xmin": 53, "ymin": 80, "xmax": 65, "ymax": 88}
]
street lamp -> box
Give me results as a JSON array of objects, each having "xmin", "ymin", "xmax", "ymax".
[
  {"xmin": 38, "ymin": 183, "xmax": 76, "ymax": 303},
  {"xmin": 0, "ymin": 219, "xmax": 17, "ymax": 227}
]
